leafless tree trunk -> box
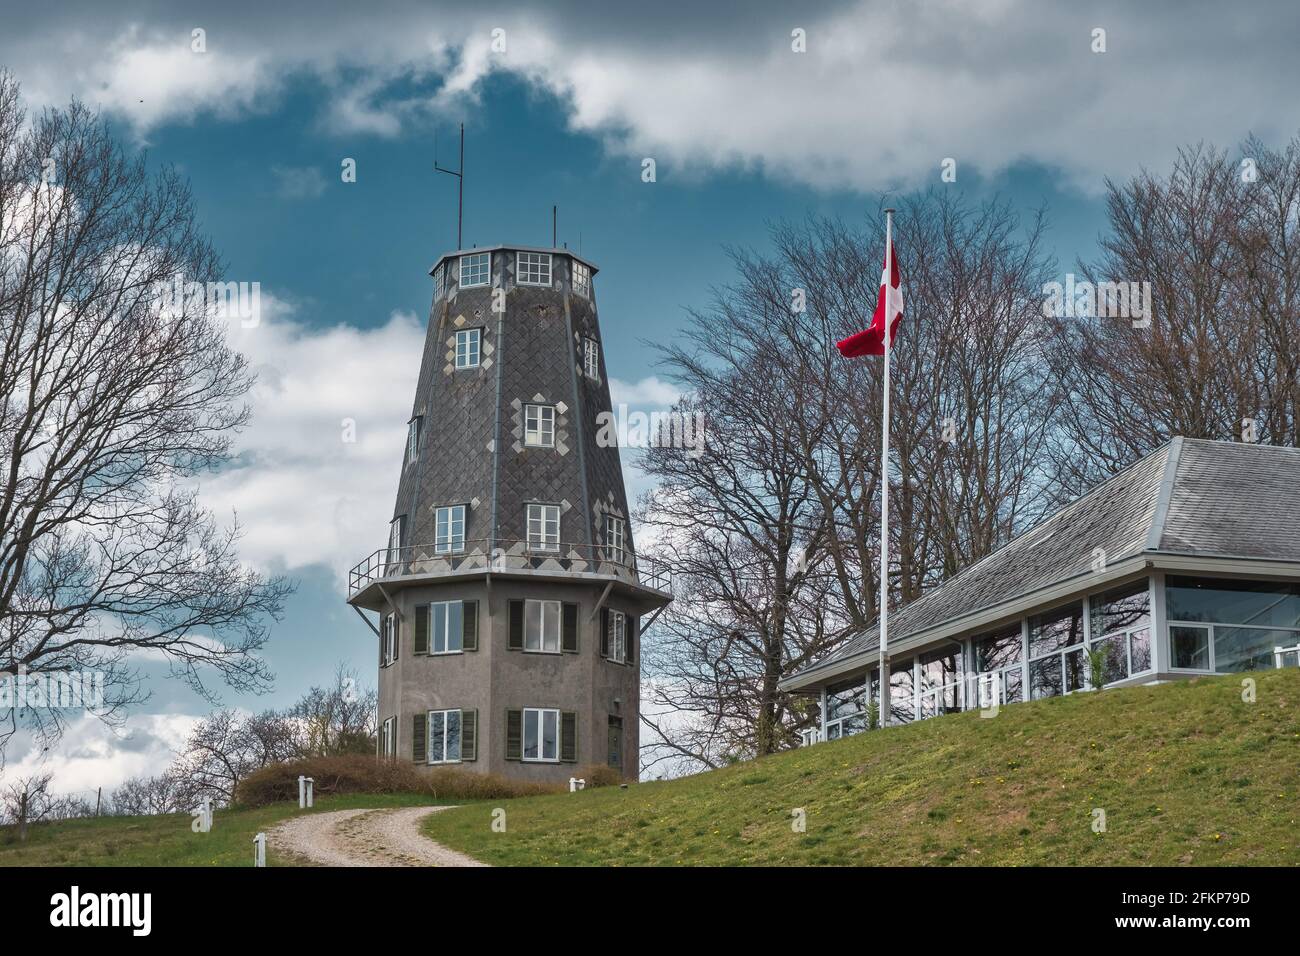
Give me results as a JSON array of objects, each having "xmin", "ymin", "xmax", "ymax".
[
  {"xmin": 639, "ymin": 192, "xmax": 1055, "ymax": 772},
  {"xmin": 0, "ymin": 72, "xmax": 291, "ymax": 762}
]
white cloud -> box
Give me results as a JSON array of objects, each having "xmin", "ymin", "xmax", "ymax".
[
  {"xmin": 1, "ymin": 712, "xmax": 200, "ymax": 798},
  {"xmin": 200, "ymin": 299, "xmax": 424, "ymax": 584},
  {"xmin": 270, "ymin": 164, "xmax": 327, "ymax": 199},
  {"xmin": 609, "ymin": 375, "xmax": 682, "ymax": 408},
  {"xmin": 3, "ymin": 2, "xmax": 1298, "ymax": 193}
]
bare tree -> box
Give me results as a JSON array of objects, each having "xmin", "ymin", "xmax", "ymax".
[
  {"xmin": 638, "ymin": 193, "xmax": 1055, "ymax": 771},
  {"xmin": 1045, "ymin": 134, "xmax": 1300, "ymax": 495},
  {"xmin": 110, "ymin": 772, "xmax": 194, "ymax": 817},
  {"xmin": 170, "ymin": 708, "xmax": 298, "ymax": 805},
  {"xmin": 0, "ymin": 72, "xmax": 291, "ymax": 760},
  {"xmin": 0, "ymin": 770, "xmax": 93, "ymax": 824},
  {"xmin": 285, "ymin": 664, "xmax": 377, "ymax": 757}
]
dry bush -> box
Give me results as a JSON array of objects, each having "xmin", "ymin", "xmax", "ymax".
[
  {"xmin": 234, "ymin": 755, "xmax": 561, "ymax": 807},
  {"xmin": 575, "ymin": 764, "xmax": 623, "ymax": 788}
]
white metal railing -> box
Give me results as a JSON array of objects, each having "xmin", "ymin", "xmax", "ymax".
[
  {"xmin": 348, "ymin": 538, "xmax": 672, "ymax": 595},
  {"xmin": 1274, "ymin": 643, "xmax": 1300, "ymax": 669}
]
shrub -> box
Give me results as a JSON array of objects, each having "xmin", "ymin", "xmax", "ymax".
[
  {"xmin": 234, "ymin": 755, "xmax": 562, "ymax": 807},
  {"xmin": 575, "ymin": 764, "xmax": 623, "ymax": 789}
]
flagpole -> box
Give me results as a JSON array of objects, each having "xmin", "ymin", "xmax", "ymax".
[{"xmin": 878, "ymin": 208, "xmax": 894, "ymax": 730}]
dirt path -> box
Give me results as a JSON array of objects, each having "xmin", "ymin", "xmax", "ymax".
[{"xmin": 268, "ymin": 806, "xmax": 487, "ymax": 867}]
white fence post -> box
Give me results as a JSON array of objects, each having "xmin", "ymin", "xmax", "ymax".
[
  {"xmin": 253, "ymin": 832, "xmax": 266, "ymax": 868},
  {"xmin": 305, "ymin": 777, "xmax": 314, "ymax": 808}
]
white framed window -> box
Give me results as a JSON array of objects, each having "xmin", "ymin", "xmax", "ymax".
[
  {"xmin": 427, "ymin": 709, "xmax": 462, "ymax": 763},
  {"xmin": 386, "ymin": 515, "xmax": 405, "ymax": 572},
  {"xmin": 381, "ymin": 613, "xmax": 398, "ymax": 665},
  {"xmin": 527, "ymin": 503, "xmax": 560, "ymax": 551},
  {"xmin": 455, "ymin": 328, "xmax": 481, "ymax": 369},
  {"xmin": 572, "ymin": 260, "xmax": 591, "ymax": 297},
  {"xmin": 524, "ymin": 404, "xmax": 555, "ymax": 447},
  {"xmin": 517, "ymin": 251, "xmax": 552, "ymax": 286},
  {"xmin": 380, "ymin": 716, "xmax": 396, "ymax": 757},
  {"xmin": 583, "ymin": 337, "xmax": 600, "ymax": 380},
  {"xmin": 435, "ymin": 505, "xmax": 465, "ymax": 554},
  {"xmin": 433, "ymin": 263, "xmax": 445, "ymax": 301},
  {"xmin": 459, "ymin": 252, "xmax": 490, "ymax": 288},
  {"xmin": 605, "ymin": 516, "xmax": 625, "ymax": 564},
  {"xmin": 522, "ymin": 707, "xmax": 560, "ymax": 761},
  {"xmin": 607, "ymin": 609, "xmax": 626, "ymax": 663},
  {"xmin": 429, "ymin": 600, "xmax": 465, "ymax": 654},
  {"xmin": 525, "ymin": 599, "xmax": 561, "ymax": 653},
  {"xmin": 405, "ymin": 417, "xmax": 421, "ymax": 465}
]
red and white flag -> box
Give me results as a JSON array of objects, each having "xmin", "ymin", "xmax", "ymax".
[{"xmin": 836, "ymin": 229, "xmax": 904, "ymax": 358}]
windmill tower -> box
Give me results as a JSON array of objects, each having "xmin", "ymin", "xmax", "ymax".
[{"xmin": 347, "ymin": 245, "xmax": 671, "ymax": 782}]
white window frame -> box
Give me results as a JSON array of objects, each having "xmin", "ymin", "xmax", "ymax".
[
  {"xmin": 517, "ymin": 251, "xmax": 552, "ymax": 287},
  {"xmin": 607, "ymin": 609, "xmax": 626, "ymax": 663},
  {"xmin": 583, "ymin": 337, "xmax": 600, "ymax": 380},
  {"xmin": 522, "ymin": 707, "xmax": 560, "ymax": 762},
  {"xmin": 429, "ymin": 600, "xmax": 464, "ymax": 654},
  {"xmin": 605, "ymin": 516, "xmax": 626, "ymax": 564},
  {"xmin": 381, "ymin": 716, "xmax": 396, "ymax": 758},
  {"xmin": 527, "ymin": 503, "xmax": 560, "ymax": 552},
  {"xmin": 572, "ymin": 260, "xmax": 591, "ymax": 298},
  {"xmin": 1167, "ymin": 619, "xmax": 1300, "ymax": 675},
  {"xmin": 406, "ymin": 417, "xmax": 421, "ymax": 465},
  {"xmin": 427, "ymin": 708, "xmax": 462, "ymax": 764},
  {"xmin": 524, "ymin": 404, "xmax": 555, "ymax": 448},
  {"xmin": 381, "ymin": 613, "xmax": 398, "ymax": 666},
  {"xmin": 524, "ymin": 598, "xmax": 562, "ymax": 653},
  {"xmin": 435, "ymin": 505, "xmax": 466, "ymax": 554},
  {"xmin": 386, "ymin": 516, "xmax": 405, "ymax": 573},
  {"xmin": 455, "ymin": 328, "xmax": 481, "ymax": 369},
  {"xmin": 433, "ymin": 263, "xmax": 446, "ymax": 301},
  {"xmin": 459, "ymin": 252, "xmax": 490, "ymax": 288}
]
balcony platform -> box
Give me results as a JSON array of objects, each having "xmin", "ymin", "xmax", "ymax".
[{"xmin": 347, "ymin": 539, "xmax": 672, "ymax": 615}]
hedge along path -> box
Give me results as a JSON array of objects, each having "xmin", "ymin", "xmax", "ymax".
[{"xmin": 269, "ymin": 806, "xmax": 487, "ymax": 867}]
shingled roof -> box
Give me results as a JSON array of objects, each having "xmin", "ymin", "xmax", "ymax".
[{"xmin": 782, "ymin": 437, "xmax": 1300, "ymax": 689}]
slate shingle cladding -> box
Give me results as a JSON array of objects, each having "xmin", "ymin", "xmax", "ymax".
[{"xmin": 789, "ymin": 437, "xmax": 1300, "ymax": 682}]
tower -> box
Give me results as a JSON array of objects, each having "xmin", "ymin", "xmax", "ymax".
[{"xmin": 347, "ymin": 245, "xmax": 671, "ymax": 782}]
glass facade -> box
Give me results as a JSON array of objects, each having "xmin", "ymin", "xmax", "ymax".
[{"xmin": 1167, "ymin": 576, "xmax": 1300, "ymax": 673}]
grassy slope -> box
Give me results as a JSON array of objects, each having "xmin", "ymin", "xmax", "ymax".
[
  {"xmin": 0, "ymin": 793, "xmax": 440, "ymax": 867},
  {"xmin": 423, "ymin": 669, "xmax": 1300, "ymax": 866}
]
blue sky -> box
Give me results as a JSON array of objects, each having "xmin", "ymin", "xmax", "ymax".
[{"xmin": 4, "ymin": 0, "xmax": 1299, "ymax": 790}]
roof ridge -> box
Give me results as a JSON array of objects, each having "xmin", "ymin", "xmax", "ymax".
[{"xmin": 1145, "ymin": 436, "xmax": 1183, "ymax": 552}]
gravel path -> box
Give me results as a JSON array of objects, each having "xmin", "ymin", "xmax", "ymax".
[{"xmin": 268, "ymin": 806, "xmax": 487, "ymax": 867}]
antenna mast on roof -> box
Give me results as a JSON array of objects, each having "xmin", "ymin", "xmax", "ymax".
[
  {"xmin": 552, "ymin": 205, "xmax": 557, "ymax": 247},
  {"xmin": 435, "ymin": 123, "xmax": 465, "ymax": 249}
]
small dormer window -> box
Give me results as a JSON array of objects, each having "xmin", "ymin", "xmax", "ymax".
[
  {"xmin": 460, "ymin": 252, "xmax": 490, "ymax": 288},
  {"xmin": 517, "ymin": 251, "xmax": 552, "ymax": 287},
  {"xmin": 583, "ymin": 337, "xmax": 600, "ymax": 380},
  {"xmin": 572, "ymin": 260, "xmax": 591, "ymax": 298},
  {"xmin": 432, "ymin": 263, "xmax": 445, "ymax": 301}
]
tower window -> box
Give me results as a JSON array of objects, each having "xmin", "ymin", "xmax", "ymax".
[
  {"xmin": 387, "ymin": 516, "xmax": 405, "ymax": 568},
  {"xmin": 433, "ymin": 263, "xmax": 445, "ymax": 301},
  {"xmin": 524, "ymin": 599, "xmax": 562, "ymax": 653},
  {"xmin": 380, "ymin": 716, "xmax": 396, "ymax": 757},
  {"xmin": 572, "ymin": 260, "xmax": 591, "ymax": 298},
  {"xmin": 524, "ymin": 404, "xmax": 555, "ymax": 448},
  {"xmin": 406, "ymin": 417, "xmax": 421, "ymax": 465},
  {"xmin": 527, "ymin": 503, "xmax": 560, "ymax": 551},
  {"xmin": 607, "ymin": 609, "xmax": 627, "ymax": 663},
  {"xmin": 381, "ymin": 614, "xmax": 399, "ymax": 666},
  {"xmin": 435, "ymin": 505, "xmax": 465, "ymax": 554},
  {"xmin": 455, "ymin": 329, "xmax": 481, "ymax": 368},
  {"xmin": 517, "ymin": 251, "xmax": 552, "ymax": 287},
  {"xmin": 583, "ymin": 337, "xmax": 600, "ymax": 380},
  {"xmin": 459, "ymin": 252, "xmax": 490, "ymax": 288},
  {"xmin": 428, "ymin": 709, "xmax": 462, "ymax": 763},
  {"xmin": 523, "ymin": 707, "xmax": 560, "ymax": 761},
  {"xmin": 605, "ymin": 516, "xmax": 626, "ymax": 564}
]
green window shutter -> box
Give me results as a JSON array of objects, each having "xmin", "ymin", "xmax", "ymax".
[
  {"xmin": 508, "ymin": 600, "xmax": 524, "ymax": 650},
  {"xmin": 393, "ymin": 616, "xmax": 400, "ymax": 661},
  {"xmin": 560, "ymin": 711, "xmax": 578, "ymax": 763},
  {"xmin": 562, "ymin": 603, "xmax": 578, "ymax": 653},
  {"xmin": 627, "ymin": 616, "xmax": 637, "ymax": 664},
  {"xmin": 412, "ymin": 712, "xmax": 427, "ymax": 763},
  {"xmin": 600, "ymin": 608, "xmax": 610, "ymax": 658},
  {"xmin": 414, "ymin": 605, "xmax": 429, "ymax": 655},
  {"xmin": 463, "ymin": 601, "xmax": 478, "ymax": 651},
  {"xmin": 505, "ymin": 709, "xmax": 522, "ymax": 760},
  {"xmin": 461, "ymin": 709, "xmax": 478, "ymax": 761}
]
